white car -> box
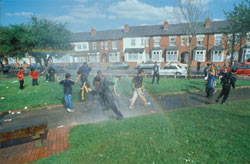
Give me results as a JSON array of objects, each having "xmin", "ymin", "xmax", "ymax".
[
  {"xmin": 136, "ymin": 61, "xmax": 160, "ymax": 69},
  {"xmin": 152, "ymin": 65, "xmax": 187, "ymax": 75}
]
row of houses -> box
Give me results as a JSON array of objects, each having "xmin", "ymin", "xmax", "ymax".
[{"xmin": 6, "ymin": 18, "xmax": 250, "ymax": 67}]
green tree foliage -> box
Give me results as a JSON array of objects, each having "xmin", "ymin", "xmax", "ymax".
[{"xmin": 225, "ymin": 0, "xmax": 250, "ymax": 64}]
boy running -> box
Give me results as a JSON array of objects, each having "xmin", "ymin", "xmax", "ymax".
[{"xmin": 29, "ymin": 68, "xmax": 39, "ymax": 86}]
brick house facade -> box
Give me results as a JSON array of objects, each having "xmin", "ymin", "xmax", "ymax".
[{"xmin": 70, "ymin": 18, "xmax": 250, "ymax": 67}]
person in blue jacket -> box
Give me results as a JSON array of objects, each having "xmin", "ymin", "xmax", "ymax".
[{"xmin": 152, "ymin": 62, "xmax": 160, "ymax": 84}]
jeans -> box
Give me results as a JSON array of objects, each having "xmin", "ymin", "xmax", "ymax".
[
  {"xmin": 64, "ymin": 94, "xmax": 72, "ymax": 109},
  {"xmin": 152, "ymin": 73, "xmax": 160, "ymax": 84}
]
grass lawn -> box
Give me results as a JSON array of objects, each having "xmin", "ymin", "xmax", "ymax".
[
  {"xmin": 33, "ymin": 100, "xmax": 250, "ymax": 164},
  {"xmin": 143, "ymin": 78, "xmax": 250, "ymax": 94}
]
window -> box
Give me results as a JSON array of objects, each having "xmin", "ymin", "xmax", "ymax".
[
  {"xmin": 141, "ymin": 38, "xmax": 144, "ymax": 46},
  {"xmin": 101, "ymin": 42, "xmax": 104, "ymax": 49},
  {"xmin": 154, "ymin": 37, "xmax": 160, "ymax": 47},
  {"xmin": 197, "ymin": 35, "xmax": 204, "ymax": 45},
  {"xmin": 247, "ymin": 33, "xmax": 250, "ymax": 43},
  {"xmin": 170, "ymin": 37, "xmax": 176, "ymax": 46},
  {"xmin": 82, "ymin": 44, "xmax": 87, "ymax": 49},
  {"xmin": 212, "ymin": 50, "xmax": 224, "ymax": 62},
  {"xmin": 109, "ymin": 53, "xmax": 119, "ymax": 62},
  {"xmin": 146, "ymin": 39, "xmax": 150, "ymax": 47},
  {"xmin": 214, "ymin": 35, "xmax": 222, "ymax": 45},
  {"xmin": 128, "ymin": 53, "xmax": 138, "ymax": 61},
  {"xmin": 93, "ymin": 42, "xmax": 97, "ymax": 50},
  {"xmin": 112, "ymin": 41, "xmax": 117, "ymax": 49},
  {"xmin": 181, "ymin": 37, "xmax": 185, "ymax": 46},
  {"xmin": 166, "ymin": 51, "xmax": 178, "ymax": 61},
  {"xmin": 152, "ymin": 51, "xmax": 161, "ymax": 61},
  {"xmin": 105, "ymin": 41, "xmax": 108, "ymax": 50},
  {"xmin": 131, "ymin": 39, "xmax": 136, "ymax": 46},
  {"xmin": 76, "ymin": 44, "xmax": 82, "ymax": 50},
  {"xmin": 195, "ymin": 50, "xmax": 205, "ymax": 62},
  {"xmin": 89, "ymin": 54, "xmax": 99, "ymax": 62}
]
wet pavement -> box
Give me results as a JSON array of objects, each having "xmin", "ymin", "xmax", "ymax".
[{"xmin": 0, "ymin": 88, "xmax": 250, "ymax": 131}]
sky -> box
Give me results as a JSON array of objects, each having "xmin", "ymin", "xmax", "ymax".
[{"xmin": 0, "ymin": 0, "xmax": 241, "ymax": 33}]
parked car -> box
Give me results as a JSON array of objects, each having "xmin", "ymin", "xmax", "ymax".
[
  {"xmin": 136, "ymin": 61, "xmax": 160, "ymax": 69},
  {"xmin": 107, "ymin": 62, "xmax": 129, "ymax": 69},
  {"xmin": 153, "ymin": 65, "xmax": 187, "ymax": 75},
  {"xmin": 165, "ymin": 61, "xmax": 188, "ymax": 69},
  {"xmin": 0, "ymin": 64, "xmax": 16, "ymax": 73},
  {"xmin": 235, "ymin": 63, "xmax": 250, "ymax": 76}
]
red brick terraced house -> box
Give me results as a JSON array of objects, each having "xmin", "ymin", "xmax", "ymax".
[{"xmin": 70, "ymin": 18, "xmax": 250, "ymax": 67}]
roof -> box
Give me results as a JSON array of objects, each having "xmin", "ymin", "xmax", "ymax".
[
  {"xmin": 71, "ymin": 20, "xmax": 231, "ymax": 42},
  {"xmin": 151, "ymin": 47, "xmax": 162, "ymax": 50},
  {"xmin": 193, "ymin": 45, "xmax": 206, "ymax": 50},
  {"xmin": 124, "ymin": 48, "xmax": 144, "ymax": 53},
  {"xmin": 166, "ymin": 46, "xmax": 179, "ymax": 51},
  {"xmin": 211, "ymin": 45, "xmax": 224, "ymax": 51},
  {"xmin": 109, "ymin": 49, "xmax": 120, "ymax": 53}
]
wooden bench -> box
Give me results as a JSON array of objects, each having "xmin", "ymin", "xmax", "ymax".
[{"xmin": 0, "ymin": 121, "xmax": 48, "ymax": 148}]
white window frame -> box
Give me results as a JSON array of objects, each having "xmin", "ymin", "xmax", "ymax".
[
  {"xmin": 211, "ymin": 50, "xmax": 224, "ymax": 62},
  {"xmin": 131, "ymin": 39, "xmax": 136, "ymax": 46},
  {"xmin": 92, "ymin": 42, "xmax": 97, "ymax": 50},
  {"xmin": 112, "ymin": 40, "xmax": 117, "ymax": 49},
  {"xmin": 169, "ymin": 36, "xmax": 176, "ymax": 46},
  {"xmin": 166, "ymin": 50, "xmax": 178, "ymax": 61},
  {"xmin": 194, "ymin": 50, "xmax": 205, "ymax": 62},
  {"xmin": 89, "ymin": 54, "xmax": 99, "ymax": 62},
  {"xmin": 141, "ymin": 38, "xmax": 144, "ymax": 46},
  {"xmin": 214, "ymin": 34, "xmax": 222, "ymax": 45},
  {"xmin": 146, "ymin": 38, "xmax": 150, "ymax": 47},
  {"xmin": 154, "ymin": 36, "xmax": 160, "ymax": 47},
  {"xmin": 105, "ymin": 41, "xmax": 108, "ymax": 50},
  {"xmin": 247, "ymin": 32, "xmax": 250, "ymax": 44},
  {"xmin": 152, "ymin": 50, "xmax": 162, "ymax": 62},
  {"xmin": 181, "ymin": 37, "xmax": 185, "ymax": 46},
  {"xmin": 101, "ymin": 42, "xmax": 104, "ymax": 49},
  {"xmin": 109, "ymin": 53, "xmax": 120, "ymax": 62},
  {"xmin": 127, "ymin": 53, "xmax": 138, "ymax": 62},
  {"xmin": 196, "ymin": 35, "xmax": 204, "ymax": 46},
  {"xmin": 243, "ymin": 48, "xmax": 250, "ymax": 61}
]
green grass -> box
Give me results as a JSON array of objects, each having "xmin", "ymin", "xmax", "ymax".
[
  {"xmin": 0, "ymin": 76, "xmax": 249, "ymax": 112},
  {"xmin": 0, "ymin": 76, "xmax": 83, "ymax": 112},
  {"xmin": 143, "ymin": 78, "xmax": 250, "ymax": 94},
  {"xmin": 0, "ymin": 74, "xmax": 9, "ymax": 78},
  {"xmin": 33, "ymin": 100, "xmax": 250, "ymax": 164}
]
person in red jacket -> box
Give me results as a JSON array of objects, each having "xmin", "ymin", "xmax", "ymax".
[
  {"xmin": 17, "ymin": 67, "xmax": 24, "ymax": 89},
  {"xmin": 29, "ymin": 68, "xmax": 39, "ymax": 86}
]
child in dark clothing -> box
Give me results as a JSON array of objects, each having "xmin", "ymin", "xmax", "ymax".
[
  {"xmin": 29, "ymin": 68, "xmax": 39, "ymax": 86},
  {"xmin": 55, "ymin": 73, "xmax": 80, "ymax": 112},
  {"xmin": 17, "ymin": 67, "xmax": 24, "ymax": 90}
]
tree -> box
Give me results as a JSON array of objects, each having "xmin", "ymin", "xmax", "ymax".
[
  {"xmin": 0, "ymin": 24, "xmax": 34, "ymax": 67},
  {"xmin": 176, "ymin": 0, "xmax": 208, "ymax": 79},
  {"xmin": 29, "ymin": 17, "xmax": 73, "ymax": 66},
  {"xmin": 225, "ymin": 0, "xmax": 250, "ymax": 64}
]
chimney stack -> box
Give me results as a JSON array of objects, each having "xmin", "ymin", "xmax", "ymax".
[
  {"xmin": 205, "ymin": 18, "xmax": 211, "ymax": 28},
  {"xmin": 124, "ymin": 24, "xmax": 129, "ymax": 32},
  {"xmin": 163, "ymin": 20, "xmax": 168, "ymax": 30},
  {"xmin": 91, "ymin": 26, "xmax": 96, "ymax": 36}
]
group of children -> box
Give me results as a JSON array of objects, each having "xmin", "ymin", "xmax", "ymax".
[
  {"xmin": 17, "ymin": 67, "xmax": 39, "ymax": 90},
  {"xmin": 204, "ymin": 63, "xmax": 237, "ymax": 104}
]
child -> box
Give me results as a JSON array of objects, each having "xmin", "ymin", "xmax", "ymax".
[
  {"xmin": 206, "ymin": 70, "xmax": 216, "ymax": 98},
  {"xmin": 29, "ymin": 68, "xmax": 39, "ymax": 86},
  {"xmin": 55, "ymin": 73, "xmax": 80, "ymax": 112},
  {"xmin": 17, "ymin": 67, "xmax": 24, "ymax": 90},
  {"xmin": 129, "ymin": 69, "xmax": 150, "ymax": 109}
]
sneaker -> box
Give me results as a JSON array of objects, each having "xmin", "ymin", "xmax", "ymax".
[
  {"xmin": 145, "ymin": 102, "xmax": 150, "ymax": 106},
  {"xmin": 67, "ymin": 108, "xmax": 74, "ymax": 112},
  {"xmin": 129, "ymin": 106, "xmax": 134, "ymax": 109},
  {"xmin": 215, "ymin": 99, "xmax": 219, "ymax": 103},
  {"xmin": 116, "ymin": 115, "xmax": 123, "ymax": 120},
  {"xmin": 221, "ymin": 101, "xmax": 226, "ymax": 105}
]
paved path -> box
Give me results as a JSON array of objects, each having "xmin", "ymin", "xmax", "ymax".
[{"xmin": 1, "ymin": 87, "xmax": 250, "ymax": 130}]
